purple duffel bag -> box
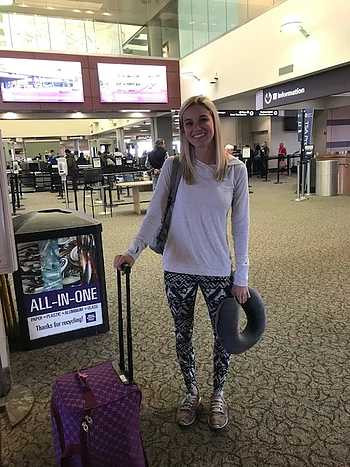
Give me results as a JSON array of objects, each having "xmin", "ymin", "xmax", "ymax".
[{"xmin": 51, "ymin": 361, "xmax": 146, "ymax": 467}]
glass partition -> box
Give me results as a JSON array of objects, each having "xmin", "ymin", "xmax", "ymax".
[
  {"xmin": 179, "ymin": 0, "xmax": 286, "ymax": 57},
  {"xmin": 0, "ymin": 13, "xmax": 142, "ymax": 57}
]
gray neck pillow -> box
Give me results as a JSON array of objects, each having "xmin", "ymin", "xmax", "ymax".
[{"xmin": 215, "ymin": 288, "xmax": 266, "ymax": 354}]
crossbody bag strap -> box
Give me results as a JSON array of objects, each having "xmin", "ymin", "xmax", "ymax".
[
  {"xmin": 230, "ymin": 158, "xmax": 242, "ymax": 207},
  {"xmin": 163, "ymin": 156, "xmax": 182, "ymax": 212},
  {"xmin": 168, "ymin": 156, "xmax": 182, "ymax": 203}
]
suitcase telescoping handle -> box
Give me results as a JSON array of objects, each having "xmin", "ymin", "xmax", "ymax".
[{"xmin": 116, "ymin": 263, "xmax": 134, "ymax": 384}]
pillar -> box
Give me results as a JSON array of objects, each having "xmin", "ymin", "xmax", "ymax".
[
  {"xmin": 147, "ymin": 18, "xmax": 163, "ymax": 57},
  {"xmin": 115, "ymin": 128, "xmax": 125, "ymax": 153}
]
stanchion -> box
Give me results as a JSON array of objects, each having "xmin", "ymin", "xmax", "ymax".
[
  {"xmin": 306, "ymin": 160, "xmax": 311, "ymax": 197},
  {"xmin": 274, "ymin": 157, "xmax": 282, "ymax": 184},
  {"xmin": 61, "ymin": 176, "xmax": 69, "ymax": 208},
  {"xmin": 244, "ymin": 159, "xmax": 253, "ymax": 193},
  {"xmin": 19, "ymin": 175, "xmax": 23, "ymax": 199},
  {"xmin": 73, "ymin": 182, "xmax": 79, "ymax": 211},
  {"xmin": 295, "ymin": 162, "xmax": 307, "ymax": 202},
  {"xmin": 14, "ymin": 174, "xmax": 20, "ymax": 209},
  {"xmin": 262, "ymin": 157, "xmax": 270, "ymax": 182},
  {"xmin": 301, "ymin": 161, "xmax": 305, "ymax": 198},
  {"xmin": 9, "ymin": 175, "xmax": 16, "ymax": 215}
]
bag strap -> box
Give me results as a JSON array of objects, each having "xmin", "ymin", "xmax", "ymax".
[{"xmin": 168, "ymin": 156, "xmax": 182, "ymax": 204}]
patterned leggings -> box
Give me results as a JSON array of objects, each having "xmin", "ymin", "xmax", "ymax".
[{"xmin": 164, "ymin": 271, "xmax": 232, "ymax": 394}]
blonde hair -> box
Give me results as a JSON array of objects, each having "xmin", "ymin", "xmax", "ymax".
[{"xmin": 179, "ymin": 95, "xmax": 227, "ymax": 184}]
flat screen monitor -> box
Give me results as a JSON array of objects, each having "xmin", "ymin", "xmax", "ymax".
[
  {"xmin": 98, "ymin": 63, "xmax": 168, "ymax": 103},
  {"xmin": 0, "ymin": 58, "xmax": 84, "ymax": 103},
  {"xmin": 284, "ymin": 116, "xmax": 298, "ymax": 132}
]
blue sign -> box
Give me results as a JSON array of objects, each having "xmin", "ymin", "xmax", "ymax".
[
  {"xmin": 17, "ymin": 235, "xmax": 103, "ymax": 341},
  {"xmin": 298, "ymin": 109, "xmax": 314, "ymax": 145}
]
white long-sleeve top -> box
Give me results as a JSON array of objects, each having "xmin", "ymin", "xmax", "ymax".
[{"xmin": 126, "ymin": 156, "xmax": 250, "ymax": 286}]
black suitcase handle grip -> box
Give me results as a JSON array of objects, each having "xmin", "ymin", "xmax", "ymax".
[{"xmin": 116, "ymin": 267, "xmax": 134, "ymax": 384}]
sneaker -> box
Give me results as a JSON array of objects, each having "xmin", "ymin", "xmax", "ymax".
[
  {"xmin": 176, "ymin": 393, "xmax": 202, "ymax": 427},
  {"xmin": 208, "ymin": 393, "xmax": 228, "ymax": 430}
]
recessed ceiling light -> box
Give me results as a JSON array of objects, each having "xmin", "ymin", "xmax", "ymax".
[
  {"xmin": 72, "ymin": 9, "xmax": 81, "ymax": 12},
  {"xmin": 47, "ymin": 6, "xmax": 55, "ymax": 10},
  {"xmin": 3, "ymin": 112, "xmax": 18, "ymax": 119},
  {"xmin": 101, "ymin": 12, "xmax": 112, "ymax": 16},
  {"xmin": 120, "ymin": 109, "xmax": 150, "ymax": 113},
  {"xmin": 86, "ymin": 10, "xmax": 94, "ymax": 14}
]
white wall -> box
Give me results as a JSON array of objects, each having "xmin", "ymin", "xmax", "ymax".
[
  {"xmin": 180, "ymin": 0, "xmax": 350, "ymax": 102},
  {"xmin": 0, "ymin": 118, "xmax": 136, "ymax": 138},
  {"xmin": 220, "ymin": 118, "xmax": 238, "ymax": 147},
  {"xmin": 270, "ymin": 117, "xmax": 299, "ymax": 157}
]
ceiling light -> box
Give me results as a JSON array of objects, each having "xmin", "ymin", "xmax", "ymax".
[
  {"xmin": 72, "ymin": 9, "xmax": 81, "ymax": 13},
  {"xmin": 101, "ymin": 12, "xmax": 112, "ymax": 16},
  {"xmin": 86, "ymin": 10, "xmax": 94, "ymax": 14},
  {"xmin": 280, "ymin": 21, "xmax": 310, "ymax": 38},
  {"xmin": 0, "ymin": 0, "xmax": 14, "ymax": 5},
  {"xmin": 47, "ymin": 6, "xmax": 55, "ymax": 10},
  {"xmin": 72, "ymin": 112, "xmax": 83, "ymax": 118},
  {"xmin": 19, "ymin": 3, "xmax": 29, "ymax": 6},
  {"xmin": 3, "ymin": 112, "xmax": 18, "ymax": 119},
  {"xmin": 120, "ymin": 109, "xmax": 151, "ymax": 112}
]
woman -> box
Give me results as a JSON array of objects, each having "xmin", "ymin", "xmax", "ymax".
[
  {"xmin": 278, "ymin": 142, "xmax": 287, "ymax": 173},
  {"xmin": 114, "ymin": 96, "xmax": 250, "ymax": 430}
]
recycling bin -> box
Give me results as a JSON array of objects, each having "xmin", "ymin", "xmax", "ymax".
[
  {"xmin": 338, "ymin": 159, "xmax": 350, "ymax": 195},
  {"xmin": 316, "ymin": 160, "xmax": 338, "ymax": 196},
  {"xmin": 12, "ymin": 209, "xmax": 109, "ymax": 350}
]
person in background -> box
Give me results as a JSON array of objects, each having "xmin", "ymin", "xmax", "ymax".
[
  {"xmin": 114, "ymin": 95, "xmax": 250, "ymax": 431},
  {"xmin": 65, "ymin": 149, "xmax": 79, "ymax": 189},
  {"xmin": 77, "ymin": 152, "xmax": 88, "ymax": 165},
  {"xmin": 253, "ymin": 143, "xmax": 261, "ymax": 176},
  {"xmin": 278, "ymin": 142, "xmax": 287, "ymax": 173},
  {"xmin": 147, "ymin": 138, "xmax": 168, "ymax": 189},
  {"xmin": 224, "ymin": 144, "xmax": 237, "ymax": 160},
  {"xmin": 48, "ymin": 150, "xmax": 57, "ymax": 165},
  {"xmin": 139, "ymin": 150, "xmax": 148, "ymax": 170},
  {"xmin": 260, "ymin": 141, "xmax": 270, "ymax": 178}
]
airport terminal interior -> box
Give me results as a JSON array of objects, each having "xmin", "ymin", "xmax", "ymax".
[{"xmin": 0, "ymin": 0, "xmax": 350, "ymax": 466}]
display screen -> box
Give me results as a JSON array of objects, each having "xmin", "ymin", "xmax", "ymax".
[
  {"xmin": 0, "ymin": 58, "xmax": 84, "ymax": 103},
  {"xmin": 98, "ymin": 63, "xmax": 168, "ymax": 103}
]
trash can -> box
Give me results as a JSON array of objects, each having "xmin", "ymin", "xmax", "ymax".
[
  {"xmin": 316, "ymin": 160, "xmax": 338, "ymax": 196},
  {"xmin": 12, "ymin": 209, "xmax": 109, "ymax": 350},
  {"xmin": 338, "ymin": 159, "xmax": 350, "ymax": 195}
]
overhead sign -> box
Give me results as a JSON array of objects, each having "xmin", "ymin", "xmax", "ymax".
[
  {"xmin": 259, "ymin": 63, "xmax": 350, "ymax": 108},
  {"xmin": 218, "ymin": 110, "xmax": 279, "ymax": 117}
]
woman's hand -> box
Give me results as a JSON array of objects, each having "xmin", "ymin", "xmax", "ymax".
[
  {"xmin": 113, "ymin": 254, "xmax": 135, "ymax": 271},
  {"xmin": 231, "ymin": 285, "xmax": 250, "ymax": 304}
]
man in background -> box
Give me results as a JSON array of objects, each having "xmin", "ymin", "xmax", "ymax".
[{"xmin": 147, "ymin": 138, "xmax": 168, "ymax": 189}]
